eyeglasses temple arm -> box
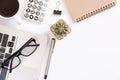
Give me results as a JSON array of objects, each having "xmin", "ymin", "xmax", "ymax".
[{"xmin": 9, "ymin": 59, "xmax": 13, "ymax": 73}]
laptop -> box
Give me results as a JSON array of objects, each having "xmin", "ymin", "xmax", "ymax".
[{"xmin": 0, "ymin": 24, "xmax": 55, "ymax": 80}]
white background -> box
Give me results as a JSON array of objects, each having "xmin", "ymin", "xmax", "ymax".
[{"xmin": 0, "ymin": 0, "xmax": 120, "ymax": 80}]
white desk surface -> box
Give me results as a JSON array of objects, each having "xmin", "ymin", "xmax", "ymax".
[{"xmin": 0, "ymin": 0, "xmax": 120, "ymax": 80}]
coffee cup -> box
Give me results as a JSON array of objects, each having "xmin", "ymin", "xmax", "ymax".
[{"xmin": 0, "ymin": 0, "xmax": 20, "ymax": 24}]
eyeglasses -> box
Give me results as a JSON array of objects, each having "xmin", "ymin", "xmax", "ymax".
[{"xmin": 0, "ymin": 38, "xmax": 40, "ymax": 73}]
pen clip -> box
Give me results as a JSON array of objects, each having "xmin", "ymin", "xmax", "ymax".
[{"xmin": 51, "ymin": 38, "xmax": 56, "ymax": 50}]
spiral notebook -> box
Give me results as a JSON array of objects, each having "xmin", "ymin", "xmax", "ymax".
[{"xmin": 65, "ymin": 0, "xmax": 117, "ymax": 22}]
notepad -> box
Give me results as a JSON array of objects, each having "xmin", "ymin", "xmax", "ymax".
[{"xmin": 65, "ymin": 0, "xmax": 117, "ymax": 22}]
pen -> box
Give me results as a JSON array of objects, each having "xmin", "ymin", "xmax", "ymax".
[{"xmin": 44, "ymin": 38, "xmax": 56, "ymax": 79}]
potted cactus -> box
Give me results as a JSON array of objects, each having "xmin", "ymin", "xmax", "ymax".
[{"xmin": 50, "ymin": 19, "xmax": 71, "ymax": 40}]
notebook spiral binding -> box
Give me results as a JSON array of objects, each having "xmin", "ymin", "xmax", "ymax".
[{"xmin": 76, "ymin": 2, "xmax": 116, "ymax": 22}]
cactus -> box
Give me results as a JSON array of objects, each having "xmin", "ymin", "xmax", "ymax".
[
  {"xmin": 50, "ymin": 19, "xmax": 71, "ymax": 40},
  {"xmin": 54, "ymin": 22, "xmax": 68, "ymax": 36}
]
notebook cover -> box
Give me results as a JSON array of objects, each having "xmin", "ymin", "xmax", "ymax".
[{"xmin": 65, "ymin": 0, "xmax": 117, "ymax": 22}]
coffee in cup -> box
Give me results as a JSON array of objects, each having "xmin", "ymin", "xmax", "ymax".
[{"xmin": 0, "ymin": 0, "xmax": 19, "ymax": 18}]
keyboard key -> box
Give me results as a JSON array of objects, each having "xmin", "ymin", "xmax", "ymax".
[
  {"xmin": 0, "ymin": 69, "xmax": 8, "ymax": 80},
  {"xmin": 0, "ymin": 60, "xmax": 2, "ymax": 65},
  {"xmin": 1, "ymin": 34, "xmax": 9, "ymax": 47},
  {"xmin": 7, "ymin": 42, "xmax": 14, "ymax": 47},
  {"xmin": 0, "ymin": 54, "xmax": 4, "ymax": 59},
  {"xmin": 12, "ymin": 36, "xmax": 16, "ymax": 42},
  {"xmin": 9, "ymin": 48, "xmax": 13, "ymax": 53},
  {"xmin": 3, "ymin": 60, "xmax": 9, "ymax": 67},
  {"xmin": 0, "ymin": 33, "xmax": 3, "ymax": 43},
  {"xmin": 0, "ymin": 47, "xmax": 5, "ymax": 53},
  {"xmin": 5, "ymin": 54, "xmax": 11, "ymax": 58}
]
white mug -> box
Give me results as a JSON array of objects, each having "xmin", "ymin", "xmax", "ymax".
[{"xmin": 0, "ymin": 0, "xmax": 21, "ymax": 24}]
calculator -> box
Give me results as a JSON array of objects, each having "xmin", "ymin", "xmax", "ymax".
[{"xmin": 23, "ymin": 0, "xmax": 49, "ymax": 23}]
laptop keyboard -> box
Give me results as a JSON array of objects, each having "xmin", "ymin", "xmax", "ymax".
[{"xmin": 0, "ymin": 33, "xmax": 17, "ymax": 80}]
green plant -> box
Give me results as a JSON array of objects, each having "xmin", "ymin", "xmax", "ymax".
[
  {"xmin": 50, "ymin": 19, "xmax": 71, "ymax": 40},
  {"xmin": 54, "ymin": 22, "xmax": 68, "ymax": 36}
]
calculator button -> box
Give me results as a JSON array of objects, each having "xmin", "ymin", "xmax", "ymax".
[
  {"xmin": 24, "ymin": 13, "xmax": 29, "ymax": 18},
  {"xmin": 31, "ymin": 10, "xmax": 35, "ymax": 14},
  {"xmin": 29, "ymin": 15, "xmax": 34, "ymax": 19},
  {"xmin": 38, "ymin": 1, "xmax": 43, "ymax": 6},
  {"xmin": 42, "ymin": 8, "xmax": 46, "ymax": 12},
  {"xmin": 36, "ymin": 11, "xmax": 40, "ymax": 16},
  {"xmin": 45, "ymin": 0, "xmax": 49, "ymax": 2},
  {"xmin": 39, "ymin": 18, "xmax": 43, "ymax": 22},
  {"xmin": 37, "ymin": 6, "xmax": 42, "ymax": 11},
  {"xmin": 28, "ymin": 3, "xmax": 32, "ymax": 8},
  {"xmin": 43, "ymin": 3, "xmax": 47, "ymax": 7},
  {"xmin": 34, "ymin": 16, "xmax": 38, "ymax": 21},
  {"xmin": 34, "ymin": 0, "xmax": 38, "ymax": 4},
  {"xmin": 26, "ymin": 8, "xmax": 31, "ymax": 13},
  {"xmin": 32, "ymin": 5, "xmax": 37, "ymax": 9},
  {"xmin": 29, "ymin": 0, "xmax": 33, "ymax": 2},
  {"xmin": 39, "ymin": 13, "xmax": 45, "ymax": 22}
]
